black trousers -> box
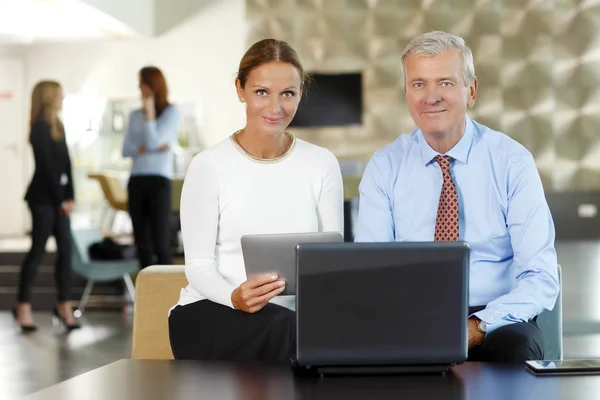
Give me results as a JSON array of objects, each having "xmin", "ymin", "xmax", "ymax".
[
  {"xmin": 467, "ymin": 306, "xmax": 544, "ymax": 363},
  {"xmin": 169, "ymin": 300, "xmax": 296, "ymax": 362},
  {"xmin": 18, "ymin": 204, "xmax": 72, "ymax": 303},
  {"xmin": 127, "ymin": 175, "xmax": 172, "ymax": 269}
]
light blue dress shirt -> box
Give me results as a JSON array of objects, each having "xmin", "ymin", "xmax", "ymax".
[
  {"xmin": 122, "ymin": 105, "xmax": 181, "ymax": 179},
  {"xmin": 355, "ymin": 116, "xmax": 559, "ymax": 333}
]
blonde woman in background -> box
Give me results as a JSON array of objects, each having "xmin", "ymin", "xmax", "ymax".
[{"xmin": 14, "ymin": 81, "xmax": 80, "ymax": 333}]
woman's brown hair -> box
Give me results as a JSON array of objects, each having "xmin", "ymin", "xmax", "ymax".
[
  {"xmin": 237, "ymin": 38, "xmax": 311, "ymax": 90},
  {"xmin": 30, "ymin": 81, "xmax": 64, "ymax": 141},
  {"xmin": 139, "ymin": 66, "xmax": 170, "ymax": 117}
]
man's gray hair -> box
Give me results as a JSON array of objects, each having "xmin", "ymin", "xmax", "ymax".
[{"xmin": 400, "ymin": 31, "xmax": 475, "ymax": 91}]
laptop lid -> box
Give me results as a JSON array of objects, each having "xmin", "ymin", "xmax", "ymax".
[{"xmin": 295, "ymin": 242, "xmax": 469, "ymax": 367}]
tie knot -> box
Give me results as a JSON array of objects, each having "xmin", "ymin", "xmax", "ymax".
[{"xmin": 435, "ymin": 155, "xmax": 452, "ymax": 169}]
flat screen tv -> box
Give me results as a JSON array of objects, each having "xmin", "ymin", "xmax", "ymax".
[{"xmin": 290, "ymin": 72, "xmax": 362, "ymax": 127}]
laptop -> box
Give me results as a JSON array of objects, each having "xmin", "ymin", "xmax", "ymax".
[
  {"xmin": 294, "ymin": 241, "xmax": 470, "ymax": 375},
  {"xmin": 241, "ymin": 232, "xmax": 344, "ymax": 295}
]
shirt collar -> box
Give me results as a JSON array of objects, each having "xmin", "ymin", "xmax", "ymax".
[{"xmin": 418, "ymin": 116, "xmax": 474, "ymax": 166}]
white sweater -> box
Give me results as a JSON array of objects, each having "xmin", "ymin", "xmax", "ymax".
[{"xmin": 174, "ymin": 134, "xmax": 344, "ymax": 310}]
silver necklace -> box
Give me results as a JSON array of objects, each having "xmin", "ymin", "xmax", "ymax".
[{"xmin": 230, "ymin": 130, "xmax": 296, "ymax": 164}]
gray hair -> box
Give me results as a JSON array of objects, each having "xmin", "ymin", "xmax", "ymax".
[{"xmin": 400, "ymin": 31, "xmax": 475, "ymax": 92}]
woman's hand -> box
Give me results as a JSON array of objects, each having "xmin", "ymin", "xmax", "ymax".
[
  {"xmin": 231, "ymin": 274, "xmax": 286, "ymax": 313},
  {"xmin": 60, "ymin": 200, "xmax": 75, "ymax": 216},
  {"xmin": 142, "ymin": 94, "xmax": 155, "ymax": 121}
]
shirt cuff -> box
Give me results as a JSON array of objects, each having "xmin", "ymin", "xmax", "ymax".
[
  {"xmin": 471, "ymin": 309, "xmax": 517, "ymax": 334},
  {"xmin": 226, "ymin": 288, "xmax": 236, "ymax": 309}
]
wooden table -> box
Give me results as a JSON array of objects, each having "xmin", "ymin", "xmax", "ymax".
[{"xmin": 23, "ymin": 359, "xmax": 600, "ymax": 400}]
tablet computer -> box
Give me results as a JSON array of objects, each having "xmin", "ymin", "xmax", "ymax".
[
  {"xmin": 241, "ymin": 232, "xmax": 344, "ymax": 295},
  {"xmin": 525, "ymin": 359, "xmax": 600, "ymax": 376}
]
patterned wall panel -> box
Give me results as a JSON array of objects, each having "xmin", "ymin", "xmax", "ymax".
[{"xmin": 246, "ymin": 0, "xmax": 600, "ymax": 190}]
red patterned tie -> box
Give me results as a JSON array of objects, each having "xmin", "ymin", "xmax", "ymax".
[{"xmin": 434, "ymin": 155, "xmax": 459, "ymax": 241}]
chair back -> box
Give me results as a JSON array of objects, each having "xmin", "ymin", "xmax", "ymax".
[
  {"xmin": 536, "ymin": 263, "xmax": 563, "ymax": 360},
  {"xmin": 104, "ymin": 174, "xmax": 128, "ymax": 206},
  {"xmin": 131, "ymin": 265, "xmax": 188, "ymax": 360}
]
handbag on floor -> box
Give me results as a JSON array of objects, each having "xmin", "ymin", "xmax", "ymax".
[{"xmin": 88, "ymin": 237, "xmax": 136, "ymax": 260}]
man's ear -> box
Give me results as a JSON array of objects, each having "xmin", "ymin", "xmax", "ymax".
[{"xmin": 467, "ymin": 76, "xmax": 477, "ymax": 109}]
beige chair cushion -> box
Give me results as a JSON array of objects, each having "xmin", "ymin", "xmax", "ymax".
[{"xmin": 131, "ymin": 265, "xmax": 188, "ymax": 360}]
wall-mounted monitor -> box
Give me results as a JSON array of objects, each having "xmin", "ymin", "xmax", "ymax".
[{"xmin": 290, "ymin": 72, "xmax": 362, "ymax": 128}]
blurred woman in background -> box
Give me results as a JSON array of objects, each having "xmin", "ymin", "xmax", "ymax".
[
  {"xmin": 15, "ymin": 80, "xmax": 80, "ymax": 332},
  {"xmin": 122, "ymin": 67, "xmax": 180, "ymax": 269}
]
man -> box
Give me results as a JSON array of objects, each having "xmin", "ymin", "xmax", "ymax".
[{"xmin": 355, "ymin": 31, "xmax": 559, "ymax": 363}]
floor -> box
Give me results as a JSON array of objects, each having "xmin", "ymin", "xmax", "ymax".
[
  {"xmin": 0, "ymin": 311, "xmax": 132, "ymax": 399},
  {"xmin": 1, "ymin": 239, "xmax": 600, "ymax": 398}
]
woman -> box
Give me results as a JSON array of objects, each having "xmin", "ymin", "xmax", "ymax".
[
  {"xmin": 122, "ymin": 67, "xmax": 180, "ymax": 269},
  {"xmin": 168, "ymin": 39, "xmax": 344, "ymax": 361},
  {"xmin": 15, "ymin": 81, "xmax": 80, "ymax": 332}
]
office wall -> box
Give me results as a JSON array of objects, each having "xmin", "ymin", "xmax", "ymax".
[{"xmin": 246, "ymin": 0, "xmax": 600, "ymax": 190}]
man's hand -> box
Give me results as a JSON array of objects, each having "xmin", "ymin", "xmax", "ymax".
[
  {"xmin": 137, "ymin": 145, "xmax": 147, "ymax": 154},
  {"xmin": 231, "ymin": 274, "xmax": 286, "ymax": 314},
  {"xmin": 157, "ymin": 144, "xmax": 169, "ymax": 152},
  {"xmin": 468, "ymin": 318, "xmax": 485, "ymax": 349}
]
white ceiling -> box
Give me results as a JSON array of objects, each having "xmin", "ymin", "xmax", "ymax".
[{"xmin": 0, "ymin": 0, "xmax": 138, "ymax": 44}]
